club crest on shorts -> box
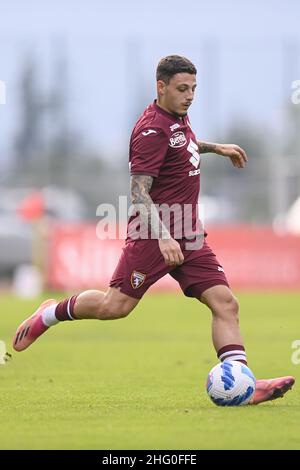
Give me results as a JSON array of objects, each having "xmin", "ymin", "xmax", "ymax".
[{"xmin": 131, "ymin": 271, "xmax": 146, "ymax": 289}]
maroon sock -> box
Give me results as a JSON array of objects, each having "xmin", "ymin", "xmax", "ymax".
[
  {"xmin": 217, "ymin": 344, "xmax": 247, "ymax": 365},
  {"xmin": 55, "ymin": 295, "xmax": 78, "ymax": 321}
]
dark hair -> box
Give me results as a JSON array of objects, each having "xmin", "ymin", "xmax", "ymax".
[{"xmin": 156, "ymin": 55, "xmax": 197, "ymax": 83}]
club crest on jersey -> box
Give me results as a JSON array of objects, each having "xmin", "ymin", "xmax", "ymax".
[
  {"xmin": 169, "ymin": 131, "xmax": 187, "ymax": 148},
  {"xmin": 131, "ymin": 271, "xmax": 146, "ymax": 289}
]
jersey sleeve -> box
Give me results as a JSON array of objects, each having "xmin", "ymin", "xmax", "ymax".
[{"xmin": 130, "ymin": 128, "xmax": 168, "ymax": 177}]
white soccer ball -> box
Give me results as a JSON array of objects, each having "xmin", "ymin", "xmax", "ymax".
[{"xmin": 206, "ymin": 360, "xmax": 256, "ymax": 406}]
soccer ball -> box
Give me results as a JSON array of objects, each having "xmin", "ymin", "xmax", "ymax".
[{"xmin": 206, "ymin": 360, "xmax": 256, "ymax": 406}]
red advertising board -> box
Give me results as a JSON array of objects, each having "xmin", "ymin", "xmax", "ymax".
[{"xmin": 47, "ymin": 224, "xmax": 300, "ymax": 291}]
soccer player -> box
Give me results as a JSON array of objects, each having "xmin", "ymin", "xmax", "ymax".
[{"xmin": 13, "ymin": 55, "xmax": 295, "ymax": 405}]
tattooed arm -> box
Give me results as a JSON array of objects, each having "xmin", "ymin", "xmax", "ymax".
[
  {"xmin": 197, "ymin": 141, "xmax": 248, "ymax": 168},
  {"xmin": 197, "ymin": 141, "xmax": 219, "ymax": 154},
  {"xmin": 130, "ymin": 174, "xmax": 169, "ymax": 239},
  {"xmin": 130, "ymin": 174, "xmax": 184, "ymax": 266}
]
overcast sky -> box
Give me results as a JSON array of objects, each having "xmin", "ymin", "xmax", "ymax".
[{"xmin": 1, "ymin": 0, "xmax": 300, "ymax": 160}]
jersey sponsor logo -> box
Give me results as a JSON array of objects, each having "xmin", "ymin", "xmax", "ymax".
[
  {"xmin": 170, "ymin": 123, "xmax": 180, "ymax": 132},
  {"xmin": 142, "ymin": 129, "xmax": 157, "ymax": 136},
  {"xmin": 131, "ymin": 270, "xmax": 146, "ymax": 289},
  {"xmin": 189, "ymin": 169, "xmax": 201, "ymax": 176},
  {"xmin": 187, "ymin": 138, "xmax": 201, "ymax": 168},
  {"xmin": 169, "ymin": 131, "xmax": 187, "ymax": 148}
]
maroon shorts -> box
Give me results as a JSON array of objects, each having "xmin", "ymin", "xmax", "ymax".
[{"xmin": 109, "ymin": 237, "xmax": 230, "ymax": 299}]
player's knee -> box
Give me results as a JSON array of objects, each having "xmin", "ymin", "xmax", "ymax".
[
  {"xmin": 213, "ymin": 294, "xmax": 239, "ymax": 321},
  {"xmin": 229, "ymin": 296, "xmax": 239, "ymax": 321},
  {"xmin": 99, "ymin": 298, "xmax": 133, "ymax": 320}
]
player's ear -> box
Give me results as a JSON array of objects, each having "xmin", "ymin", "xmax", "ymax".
[{"xmin": 157, "ymin": 80, "xmax": 166, "ymax": 97}]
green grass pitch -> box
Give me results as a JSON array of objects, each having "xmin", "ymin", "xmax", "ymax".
[{"xmin": 0, "ymin": 291, "xmax": 299, "ymax": 449}]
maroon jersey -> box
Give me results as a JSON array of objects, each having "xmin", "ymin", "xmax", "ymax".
[
  {"xmin": 111, "ymin": 101, "xmax": 227, "ymax": 298},
  {"xmin": 128, "ymin": 101, "xmax": 202, "ymax": 240}
]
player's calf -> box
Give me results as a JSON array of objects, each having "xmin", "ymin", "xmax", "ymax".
[
  {"xmin": 73, "ymin": 287, "xmax": 139, "ymax": 320},
  {"xmin": 99, "ymin": 297, "xmax": 134, "ymax": 320},
  {"xmin": 201, "ymin": 286, "xmax": 243, "ymax": 354}
]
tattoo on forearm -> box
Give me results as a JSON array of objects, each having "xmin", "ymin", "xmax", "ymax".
[
  {"xmin": 197, "ymin": 141, "xmax": 218, "ymax": 154},
  {"xmin": 131, "ymin": 175, "xmax": 153, "ymax": 202},
  {"xmin": 130, "ymin": 175, "xmax": 170, "ymax": 239}
]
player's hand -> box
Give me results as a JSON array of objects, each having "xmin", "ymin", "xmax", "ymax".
[
  {"xmin": 216, "ymin": 144, "xmax": 248, "ymax": 169},
  {"xmin": 159, "ymin": 238, "xmax": 184, "ymax": 266}
]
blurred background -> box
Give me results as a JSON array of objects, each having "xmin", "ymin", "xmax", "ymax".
[{"xmin": 1, "ymin": 0, "xmax": 300, "ymax": 294}]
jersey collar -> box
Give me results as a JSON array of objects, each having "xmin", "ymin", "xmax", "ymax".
[{"xmin": 153, "ymin": 100, "xmax": 186, "ymax": 124}]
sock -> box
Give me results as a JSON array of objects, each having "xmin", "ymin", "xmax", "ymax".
[
  {"xmin": 54, "ymin": 295, "xmax": 78, "ymax": 321},
  {"xmin": 217, "ymin": 344, "xmax": 248, "ymax": 365},
  {"xmin": 42, "ymin": 304, "xmax": 59, "ymax": 327}
]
